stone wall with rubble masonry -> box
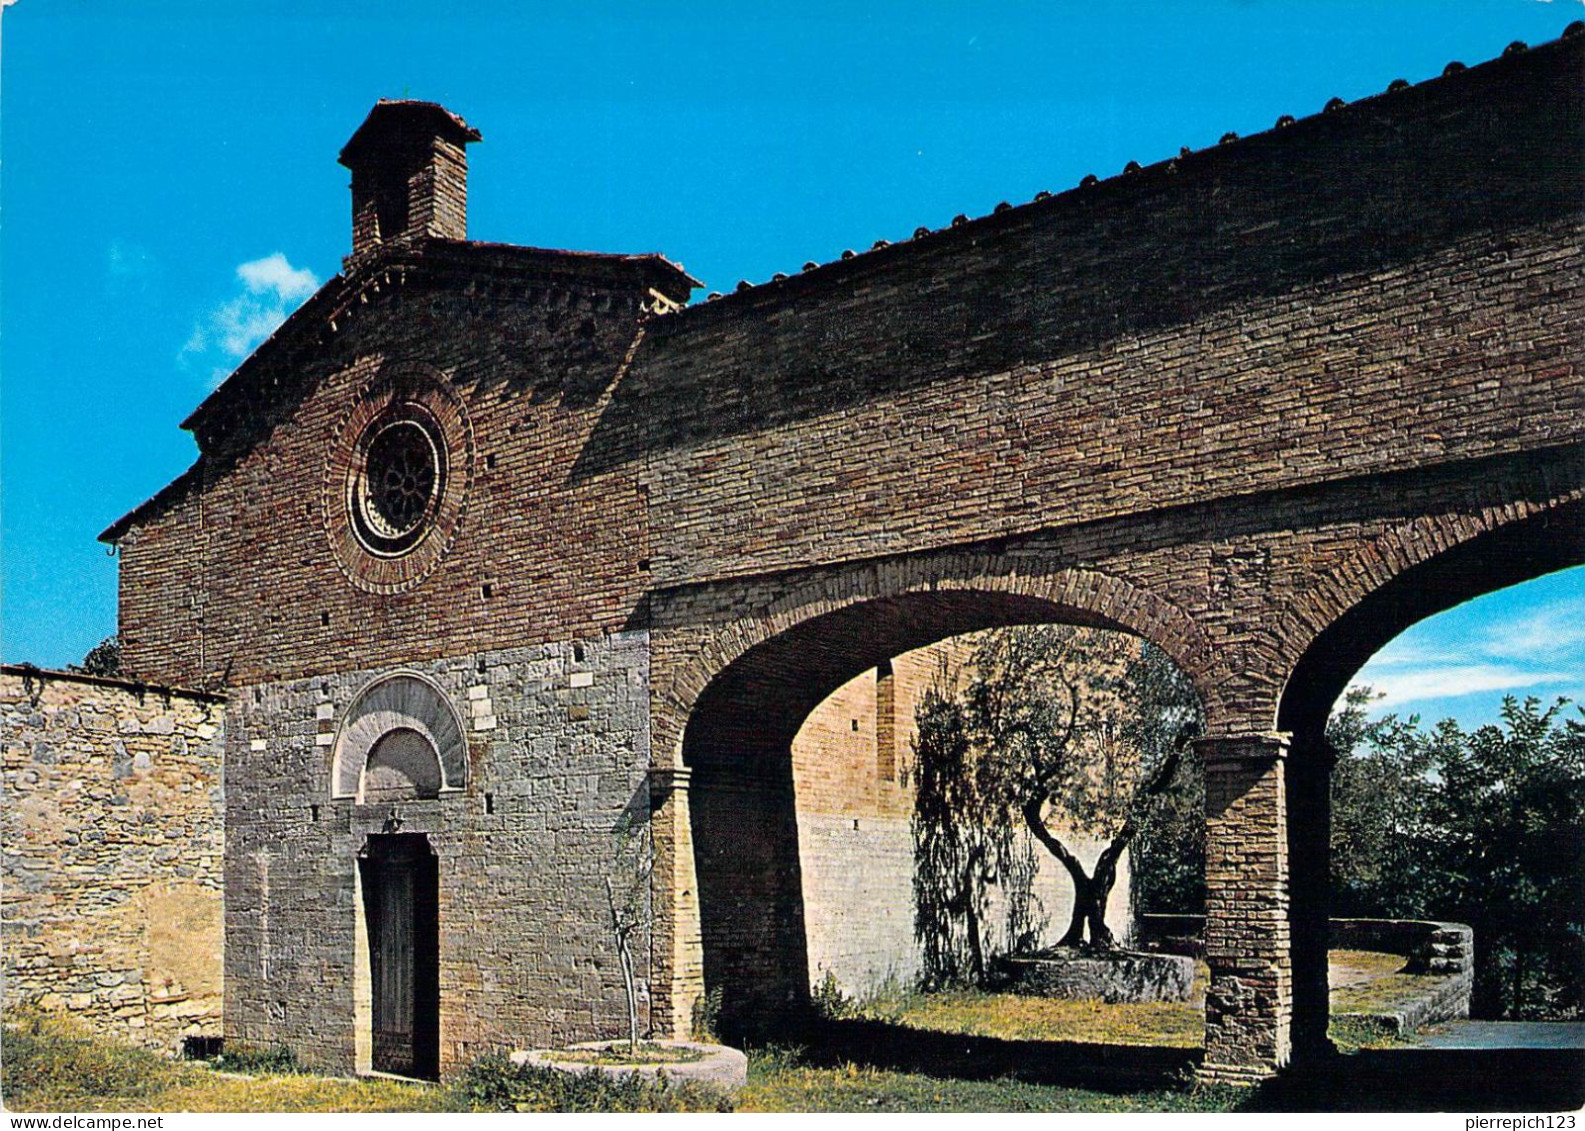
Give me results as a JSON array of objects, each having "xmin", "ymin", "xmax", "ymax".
[{"xmin": 1, "ymin": 668, "xmax": 224, "ymax": 1050}]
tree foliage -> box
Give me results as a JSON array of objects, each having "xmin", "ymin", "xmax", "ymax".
[
  {"xmin": 71, "ymin": 636, "xmax": 121, "ymax": 678},
  {"xmin": 911, "ymin": 683, "xmax": 1039, "ymax": 987},
  {"xmin": 1329, "ymin": 691, "xmax": 1585, "ymax": 1020},
  {"xmin": 1131, "ymin": 741, "xmax": 1206, "ymax": 916},
  {"xmin": 911, "ymin": 625, "xmax": 1201, "ymax": 977}
]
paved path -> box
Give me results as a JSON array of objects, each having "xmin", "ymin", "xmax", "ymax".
[{"xmin": 1414, "ymin": 1021, "xmax": 1585, "ymax": 1049}]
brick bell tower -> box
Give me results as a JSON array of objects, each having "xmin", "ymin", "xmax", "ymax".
[{"xmin": 338, "ymin": 100, "xmax": 482, "ymax": 268}]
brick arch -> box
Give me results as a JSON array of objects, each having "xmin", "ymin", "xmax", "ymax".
[
  {"xmin": 657, "ymin": 554, "xmax": 1213, "ymax": 1039},
  {"xmin": 1271, "ymin": 490, "xmax": 1585, "ymax": 737},
  {"xmin": 655, "ymin": 554, "xmax": 1215, "ymax": 771}
]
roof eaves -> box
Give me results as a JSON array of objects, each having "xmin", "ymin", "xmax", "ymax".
[
  {"xmin": 180, "ymin": 273, "xmax": 348, "ymax": 433},
  {"xmin": 99, "ymin": 459, "xmax": 203, "ymax": 544},
  {"xmin": 661, "ymin": 24, "xmax": 1582, "ymax": 323}
]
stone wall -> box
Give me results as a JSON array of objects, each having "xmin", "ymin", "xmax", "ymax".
[
  {"xmin": 1, "ymin": 667, "xmax": 225, "ymax": 1050},
  {"xmin": 221, "ymin": 632, "xmax": 651, "ymax": 1076}
]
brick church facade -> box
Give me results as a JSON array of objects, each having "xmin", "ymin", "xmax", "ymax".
[{"xmin": 99, "ymin": 30, "xmax": 1583, "ymax": 1082}]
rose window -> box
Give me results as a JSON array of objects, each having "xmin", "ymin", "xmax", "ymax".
[{"xmin": 350, "ymin": 409, "xmax": 447, "ymax": 556}]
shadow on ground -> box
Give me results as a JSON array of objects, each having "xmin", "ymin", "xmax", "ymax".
[
  {"xmin": 772, "ymin": 1017, "xmax": 1585, "ymax": 1110},
  {"xmin": 1245, "ymin": 1047, "xmax": 1585, "ymax": 1112},
  {"xmin": 783, "ymin": 1016, "xmax": 1196, "ymax": 1091}
]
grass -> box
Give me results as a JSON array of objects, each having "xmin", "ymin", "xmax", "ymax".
[
  {"xmin": 2, "ymin": 950, "xmax": 1450, "ymax": 1113},
  {"xmin": 738, "ymin": 1046, "xmax": 1242, "ymax": 1113},
  {"xmin": 448, "ymin": 1053, "xmax": 730, "ymax": 1112},
  {"xmin": 2, "ymin": 1012, "xmax": 1224, "ymax": 1114},
  {"xmin": 855, "ymin": 983, "xmax": 1205, "ymax": 1048},
  {"xmin": 1330, "ymin": 948, "xmax": 1448, "ymax": 1016},
  {"xmin": 1, "ymin": 1011, "xmax": 442, "ymax": 1113}
]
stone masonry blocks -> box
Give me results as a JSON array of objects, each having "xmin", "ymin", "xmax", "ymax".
[
  {"xmin": 222, "ymin": 633, "xmax": 651, "ymax": 1076},
  {"xmin": 1, "ymin": 670, "xmax": 225, "ymax": 1051}
]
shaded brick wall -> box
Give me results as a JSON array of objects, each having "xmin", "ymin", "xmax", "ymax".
[
  {"xmin": 1, "ymin": 669, "xmax": 224, "ymax": 1050},
  {"xmin": 613, "ymin": 42, "xmax": 1581, "ymax": 588}
]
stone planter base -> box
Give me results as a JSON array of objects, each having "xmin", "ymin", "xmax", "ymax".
[
  {"xmin": 994, "ymin": 947, "xmax": 1197, "ymax": 1003},
  {"xmin": 510, "ymin": 1040, "xmax": 748, "ymax": 1094}
]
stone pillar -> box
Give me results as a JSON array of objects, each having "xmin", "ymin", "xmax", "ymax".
[
  {"xmin": 1197, "ymin": 732, "xmax": 1292, "ymax": 1083},
  {"xmin": 647, "ymin": 766, "xmax": 703, "ymax": 1040},
  {"xmin": 1287, "ymin": 732, "xmax": 1336, "ymax": 1062}
]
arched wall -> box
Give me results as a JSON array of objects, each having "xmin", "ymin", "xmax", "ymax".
[
  {"xmin": 665, "ymin": 559, "xmax": 1212, "ymax": 1035},
  {"xmin": 1267, "ymin": 493, "xmax": 1584, "ymax": 1062},
  {"xmin": 659, "ymin": 558, "xmax": 1216, "ymax": 770},
  {"xmin": 330, "ymin": 671, "xmax": 468, "ymax": 802},
  {"xmin": 1274, "ymin": 497, "xmax": 1585, "ymax": 737},
  {"xmin": 645, "ymin": 453, "xmax": 1585, "ymax": 1065}
]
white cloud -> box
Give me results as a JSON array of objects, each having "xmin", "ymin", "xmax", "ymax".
[
  {"xmin": 105, "ymin": 239, "xmax": 159, "ymax": 295},
  {"xmin": 1359, "ymin": 637, "xmax": 1441, "ymax": 670},
  {"xmin": 236, "ymin": 253, "xmax": 318, "ymax": 304},
  {"xmin": 179, "ymin": 253, "xmax": 320, "ymax": 389},
  {"xmin": 1351, "ymin": 663, "xmax": 1573, "ymax": 708},
  {"xmin": 1477, "ymin": 599, "xmax": 1585, "ymax": 663},
  {"xmin": 107, "ymin": 239, "xmax": 153, "ymax": 277}
]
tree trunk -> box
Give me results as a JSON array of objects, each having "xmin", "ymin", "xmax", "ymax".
[
  {"xmin": 1085, "ymin": 832, "xmax": 1130, "ymax": 949},
  {"xmin": 1512, "ymin": 946, "xmax": 1526, "ymax": 1020},
  {"xmin": 1057, "ymin": 880, "xmax": 1089, "ymax": 947},
  {"xmin": 618, "ymin": 934, "xmax": 639, "ymax": 1051},
  {"xmin": 606, "ymin": 876, "xmax": 641, "ymax": 1051},
  {"xmin": 1023, "ymin": 796, "xmax": 1117, "ymax": 949},
  {"xmin": 1021, "ymin": 796, "xmax": 1137, "ymax": 950}
]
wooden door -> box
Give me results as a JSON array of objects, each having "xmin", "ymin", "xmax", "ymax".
[{"xmin": 360, "ymin": 834, "xmax": 439, "ymax": 1079}]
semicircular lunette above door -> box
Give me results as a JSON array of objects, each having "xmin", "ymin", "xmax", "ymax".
[{"xmin": 330, "ymin": 672, "xmax": 467, "ymax": 802}]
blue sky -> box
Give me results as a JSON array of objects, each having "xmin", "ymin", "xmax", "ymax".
[{"xmin": 2, "ymin": 0, "xmax": 1579, "ymax": 729}]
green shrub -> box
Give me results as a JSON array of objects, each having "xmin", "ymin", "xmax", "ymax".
[
  {"xmin": 206, "ymin": 1041, "xmax": 300, "ymax": 1075},
  {"xmin": 690, "ymin": 987, "xmax": 725, "ymax": 1043},
  {"xmin": 2, "ymin": 1010, "xmax": 187, "ymax": 1108},
  {"xmin": 1327, "ymin": 1014, "xmax": 1403, "ymax": 1050},
  {"xmin": 446, "ymin": 1052, "xmax": 733, "ymax": 1113},
  {"xmin": 811, "ymin": 972, "xmax": 855, "ymax": 1020},
  {"xmin": 746, "ymin": 1043, "xmax": 811, "ymax": 1076}
]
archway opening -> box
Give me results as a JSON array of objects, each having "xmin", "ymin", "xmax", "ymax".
[
  {"xmin": 1276, "ymin": 504, "xmax": 1584, "ymax": 1054},
  {"xmin": 682, "ymin": 588, "xmax": 1206, "ymax": 1059}
]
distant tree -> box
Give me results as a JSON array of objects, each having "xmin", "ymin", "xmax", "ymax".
[
  {"xmin": 1326, "ymin": 688, "xmax": 1436, "ymax": 919},
  {"xmin": 1329, "ymin": 690, "xmax": 1585, "ymax": 1020},
  {"xmin": 71, "ymin": 635, "xmax": 121, "ymax": 678},
  {"xmin": 1131, "ymin": 739, "xmax": 1205, "ymax": 916},
  {"xmin": 1421, "ymin": 698, "xmax": 1585, "ymax": 1019},
  {"xmin": 913, "ymin": 626, "xmax": 1201, "ymax": 958}
]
